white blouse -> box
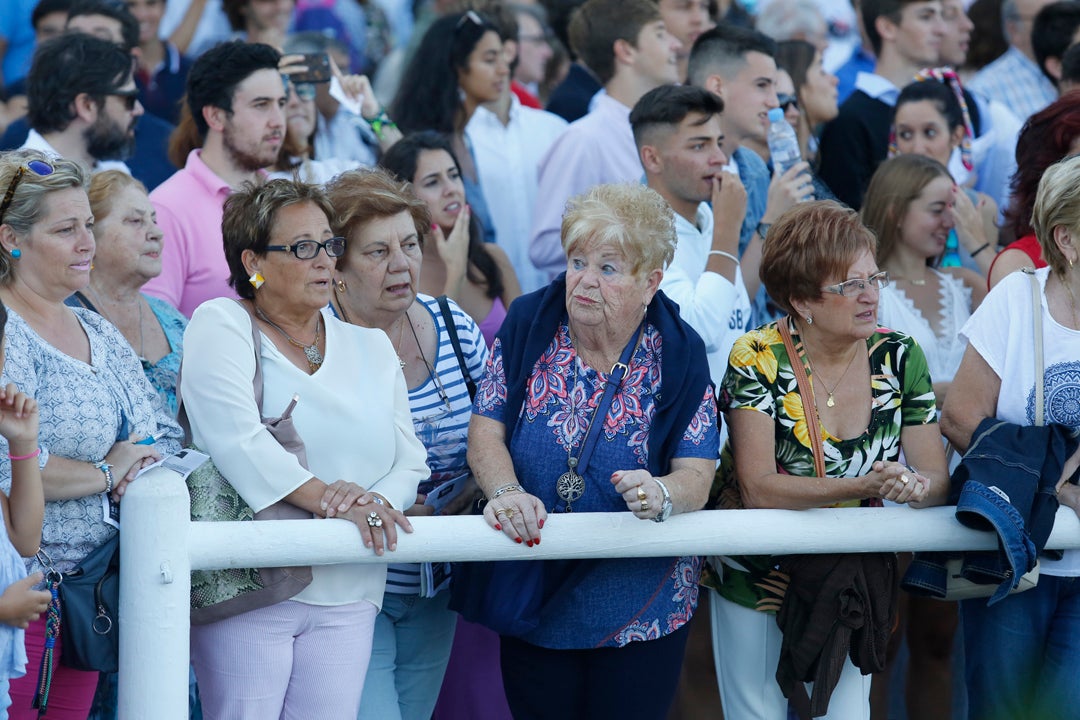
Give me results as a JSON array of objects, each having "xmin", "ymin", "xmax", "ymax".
[{"xmin": 181, "ymin": 299, "xmax": 429, "ymax": 607}]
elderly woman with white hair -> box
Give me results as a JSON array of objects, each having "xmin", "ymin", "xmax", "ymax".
[{"xmin": 464, "ymin": 182, "xmax": 720, "ymax": 719}]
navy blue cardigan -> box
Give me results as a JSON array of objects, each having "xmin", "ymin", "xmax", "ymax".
[{"xmin": 495, "ymin": 274, "xmax": 716, "ymax": 476}]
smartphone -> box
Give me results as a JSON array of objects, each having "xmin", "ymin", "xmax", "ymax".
[{"xmin": 291, "ymin": 53, "xmax": 332, "ymax": 84}]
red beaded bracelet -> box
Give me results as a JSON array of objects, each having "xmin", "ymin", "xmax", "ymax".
[{"xmin": 8, "ymin": 448, "xmax": 41, "ymax": 461}]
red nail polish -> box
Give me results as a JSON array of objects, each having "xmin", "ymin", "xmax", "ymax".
[
  {"xmin": 494, "ymin": 523, "xmax": 502, "ymax": 531},
  {"xmin": 538, "ymin": 518, "xmax": 545, "ymax": 529},
  {"xmin": 526, "ymin": 540, "xmax": 533, "ymax": 547},
  {"xmin": 515, "ymin": 537, "xmax": 523, "ymax": 544},
  {"xmin": 534, "ymin": 537, "xmax": 541, "ymax": 545}
]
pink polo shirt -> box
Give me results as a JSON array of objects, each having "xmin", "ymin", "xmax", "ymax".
[{"xmin": 144, "ymin": 150, "xmax": 236, "ymax": 318}]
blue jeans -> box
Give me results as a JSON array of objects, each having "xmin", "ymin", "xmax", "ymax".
[
  {"xmin": 357, "ymin": 590, "xmax": 457, "ymax": 720},
  {"xmin": 961, "ymin": 573, "xmax": 1080, "ymax": 720}
]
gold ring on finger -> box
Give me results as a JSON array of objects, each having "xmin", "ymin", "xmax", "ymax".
[
  {"xmin": 637, "ymin": 487, "xmax": 647, "ymax": 501},
  {"xmin": 640, "ymin": 500, "xmax": 650, "ymax": 513},
  {"xmin": 900, "ymin": 474, "xmax": 910, "ymax": 485}
]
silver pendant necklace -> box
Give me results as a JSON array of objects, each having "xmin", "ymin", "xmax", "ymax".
[
  {"xmin": 254, "ymin": 305, "xmax": 324, "ymax": 372},
  {"xmin": 556, "ymin": 357, "xmax": 588, "ymax": 512}
]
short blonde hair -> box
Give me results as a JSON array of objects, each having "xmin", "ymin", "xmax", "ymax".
[
  {"xmin": 761, "ymin": 200, "xmax": 877, "ymax": 314},
  {"xmin": 87, "ymin": 170, "xmax": 148, "ymax": 226},
  {"xmin": 561, "ymin": 183, "xmax": 676, "ymax": 277},
  {"xmin": 1032, "ymin": 153, "xmax": 1080, "ymax": 278}
]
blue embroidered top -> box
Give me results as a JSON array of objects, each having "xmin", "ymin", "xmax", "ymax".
[{"xmin": 473, "ymin": 279, "xmax": 720, "ymax": 649}]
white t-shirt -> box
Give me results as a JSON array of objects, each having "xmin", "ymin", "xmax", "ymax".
[
  {"xmin": 660, "ymin": 203, "xmax": 753, "ymax": 387},
  {"xmin": 960, "ymin": 267, "xmax": 1080, "ymax": 576}
]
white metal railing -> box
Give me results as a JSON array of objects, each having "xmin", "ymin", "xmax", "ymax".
[{"xmin": 118, "ymin": 466, "xmax": 1080, "ymax": 719}]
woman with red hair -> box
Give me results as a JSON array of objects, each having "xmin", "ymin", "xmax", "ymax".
[{"xmin": 989, "ymin": 93, "xmax": 1080, "ymax": 287}]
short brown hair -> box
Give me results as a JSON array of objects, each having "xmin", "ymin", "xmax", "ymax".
[
  {"xmin": 222, "ymin": 178, "xmax": 335, "ymax": 300},
  {"xmin": 861, "ymin": 154, "xmax": 951, "ymax": 266},
  {"xmin": 324, "ymin": 168, "xmax": 431, "ymax": 271},
  {"xmin": 568, "ymin": 0, "xmax": 661, "ymax": 85},
  {"xmin": 760, "ymin": 200, "xmax": 877, "ymax": 314}
]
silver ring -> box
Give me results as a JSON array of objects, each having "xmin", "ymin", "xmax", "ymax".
[{"xmin": 366, "ymin": 511, "xmax": 383, "ymax": 528}]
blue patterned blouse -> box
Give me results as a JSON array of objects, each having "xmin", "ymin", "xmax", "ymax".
[
  {"xmin": 474, "ymin": 322, "xmax": 719, "ymax": 649},
  {"xmin": 0, "ymin": 308, "xmax": 183, "ymax": 576}
]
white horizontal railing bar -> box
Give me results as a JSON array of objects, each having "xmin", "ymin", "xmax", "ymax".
[{"xmin": 186, "ymin": 505, "xmax": 1080, "ymax": 570}]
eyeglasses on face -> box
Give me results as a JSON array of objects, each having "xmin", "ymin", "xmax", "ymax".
[
  {"xmin": 822, "ymin": 271, "xmax": 890, "ymax": 297},
  {"xmin": 777, "ymin": 93, "xmax": 799, "ymax": 112},
  {"xmin": 0, "ymin": 158, "xmax": 55, "ymax": 226},
  {"xmin": 108, "ymin": 88, "xmax": 141, "ymax": 112},
  {"xmin": 265, "ymin": 237, "xmax": 346, "ymax": 260}
]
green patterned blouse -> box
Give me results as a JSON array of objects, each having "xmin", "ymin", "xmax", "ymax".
[{"xmin": 705, "ymin": 319, "xmax": 937, "ymax": 612}]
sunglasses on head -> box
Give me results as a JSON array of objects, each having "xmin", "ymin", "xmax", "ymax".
[
  {"xmin": 0, "ymin": 159, "xmax": 54, "ymax": 226},
  {"xmin": 456, "ymin": 10, "xmax": 484, "ymax": 31},
  {"xmin": 778, "ymin": 93, "xmax": 799, "ymax": 112}
]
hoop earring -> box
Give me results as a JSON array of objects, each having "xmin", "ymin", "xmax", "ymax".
[
  {"xmin": 336, "ymin": 278, "xmax": 346, "ymax": 293},
  {"xmin": 249, "ymin": 271, "xmax": 264, "ymax": 290}
]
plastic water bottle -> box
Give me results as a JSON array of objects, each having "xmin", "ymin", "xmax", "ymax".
[{"xmin": 766, "ymin": 107, "xmax": 802, "ymax": 177}]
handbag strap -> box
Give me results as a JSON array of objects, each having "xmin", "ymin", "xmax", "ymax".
[
  {"xmin": 778, "ymin": 317, "xmax": 827, "ymax": 478},
  {"xmin": 1024, "ymin": 269, "xmax": 1045, "ymax": 426},
  {"xmin": 569, "ymin": 321, "xmax": 643, "ymax": 479},
  {"xmin": 436, "ymin": 295, "xmax": 476, "ymax": 402}
]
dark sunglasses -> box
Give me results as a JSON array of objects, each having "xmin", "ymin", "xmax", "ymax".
[
  {"xmin": 0, "ymin": 159, "xmax": 54, "ymax": 226},
  {"xmin": 777, "ymin": 93, "xmax": 799, "ymax": 112},
  {"xmin": 266, "ymin": 237, "xmax": 347, "ymax": 260},
  {"xmin": 108, "ymin": 88, "xmax": 141, "ymax": 112}
]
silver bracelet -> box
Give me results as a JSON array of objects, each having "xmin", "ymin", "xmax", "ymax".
[
  {"xmin": 490, "ymin": 484, "xmax": 523, "ymax": 500},
  {"xmin": 95, "ymin": 461, "xmax": 114, "ymax": 494},
  {"xmin": 708, "ymin": 250, "xmax": 740, "ymax": 265}
]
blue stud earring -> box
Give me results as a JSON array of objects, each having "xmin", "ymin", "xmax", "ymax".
[{"xmin": 10, "ymin": 248, "xmax": 21, "ymax": 259}]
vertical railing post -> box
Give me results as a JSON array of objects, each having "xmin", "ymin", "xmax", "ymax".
[{"xmin": 118, "ymin": 466, "xmax": 191, "ymax": 720}]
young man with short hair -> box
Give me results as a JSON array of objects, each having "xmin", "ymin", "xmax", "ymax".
[
  {"xmin": 529, "ymin": 0, "xmax": 681, "ymax": 278},
  {"xmin": 818, "ymin": 0, "xmax": 946, "ymax": 209},
  {"xmin": 143, "ymin": 41, "xmax": 285, "ymax": 317},
  {"xmin": 632, "ymin": 83, "xmax": 752, "ymax": 386},
  {"xmin": 687, "ymin": 24, "xmax": 811, "ymax": 323}
]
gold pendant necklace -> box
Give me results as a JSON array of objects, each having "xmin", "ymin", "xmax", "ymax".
[
  {"xmin": 803, "ymin": 338, "xmax": 861, "ymax": 408},
  {"xmin": 254, "ymin": 305, "xmax": 324, "ymax": 372}
]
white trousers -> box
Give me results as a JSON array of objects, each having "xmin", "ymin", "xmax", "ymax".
[{"xmin": 709, "ymin": 589, "xmax": 871, "ymax": 720}]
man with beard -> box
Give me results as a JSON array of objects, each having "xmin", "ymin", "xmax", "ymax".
[
  {"xmin": 19, "ymin": 32, "xmax": 142, "ymax": 174},
  {"xmin": 142, "ymin": 40, "xmax": 285, "ymax": 317}
]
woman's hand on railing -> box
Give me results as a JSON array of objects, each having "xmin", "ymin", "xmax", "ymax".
[
  {"xmin": 868, "ymin": 460, "xmax": 929, "ymax": 505},
  {"xmin": 484, "ymin": 487, "xmax": 546, "ymax": 547},
  {"xmin": 343, "ymin": 500, "xmax": 412, "ymax": 556},
  {"xmin": 611, "ymin": 469, "xmax": 662, "ymax": 521},
  {"xmin": 107, "ymin": 439, "xmax": 163, "ymax": 501},
  {"xmin": 318, "ymin": 480, "xmax": 373, "ymax": 518}
]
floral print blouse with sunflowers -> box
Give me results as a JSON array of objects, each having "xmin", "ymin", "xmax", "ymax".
[{"xmin": 707, "ymin": 319, "xmax": 937, "ymax": 612}]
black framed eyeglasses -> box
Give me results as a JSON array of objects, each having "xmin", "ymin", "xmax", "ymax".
[
  {"xmin": 108, "ymin": 88, "xmax": 140, "ymax": 111},
  {"xmin": 777, "ymin": 93, "xmax": 799, "ymax": 112},
  {"xmin": 0, "ymin": 158, "xmax": 54, "ymax": 226},
  {"xmin": 822, "ymin": 271, "xmax": 890, "ymax": 297},
  {"xmin": 266, "ymin": 237, "xmax": 346, "ymax": 260}
]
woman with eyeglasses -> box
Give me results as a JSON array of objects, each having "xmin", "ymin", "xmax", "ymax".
[
  {"xmin": 179, "ymin": 177, "xmax": 428, "ymax": 720},
  {"xmin": 389, "ymin": 10, "xmax": 510, "ymax": 244},
  {"xmin": 270, "ymin": 54, "xmax": 403, "ymax": 185},
  {"xmin": 707, "ymin": 201, "xmax": 948, "ymax": 720},
  {"xmin": 0, "ymin": 150, "xmax": 183, "ymax": 720},
  {"xmin": 322, "ymin": 167, "xmax": 489, "ymax": 720},
  {"xmin": 860, "ymin": 154, "xmax": 984, "ymax": 719}
]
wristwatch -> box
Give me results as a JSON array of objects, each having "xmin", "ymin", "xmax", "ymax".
[
  {"xmin": 756, "ymin": 222, "xmax": 772, "ymax": 240},
  {"xmin": 653, "ymin": 478, "xmax": 673, "ymax": 523}
]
